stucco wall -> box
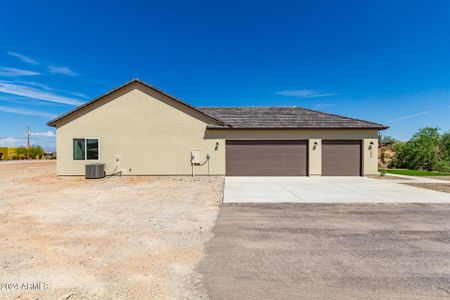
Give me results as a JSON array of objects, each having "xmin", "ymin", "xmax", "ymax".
[
  {"xmin": 308, "ymin": 139, "xmax": 322, "ymax": 176},
  {"xmin": 362, "ymin": 138, "xmax": 379, "ymax": 175},
  {"xmin": 206, "ymin": 129, "xmax": 379, "ymax": 175},
  {"xmin": 55, "ymin": 84, "xmax": 225, "ymax": 175},
  {"xmin": 54, "ymin": 83, "xmax": 380, "ymax": 176},
  {"xmin": 205, "ymin": 129, "xmax": 379, "ymax": 140}
]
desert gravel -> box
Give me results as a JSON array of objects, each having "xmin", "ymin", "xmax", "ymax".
[
  {"xmin": 404, "ymin": 183, "xmax": 450, "ymax": 194},
  {"xmin": 0, "ymin": 161, "xmax": 223, "ymax": 299}
]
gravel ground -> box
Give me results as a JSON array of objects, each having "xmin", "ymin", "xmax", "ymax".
[
  {"xmin": 0, "ymin": 161, "xmax": 223, "ymax": 299},
  {"xmin": 367, "ymin": 174, "xmax": 411, "ymax": 180},
  {"xmin": 428, "ymin": 176, "xmax": 450, "ymax": 182},
  {"xmin": 404, "ymin": 183, "xmax": 450, "ymax": 194},
  {"xmin": 199, "ymin": 203, "xmax": 450, "ymax": 300}
]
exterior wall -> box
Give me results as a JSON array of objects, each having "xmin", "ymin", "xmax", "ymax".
[
  {"xmin": 308, "ymin": 139, "xmax": 322, "ymax": 176},
  {"xmin": 206, "ymin": 129, "xmax": 379, "ymax": 176},
  {"xmin": 55, "ymin": 84, "xmax": 225, "ymax": 175},
  {"xmin": 362, "ymin": 138, "xmax": 379, "ymax": 175},
  {"xmin": 0, "ymin": 147, "xmax": 18, "ymax": 160},
  {"xmin": 54, "ymin": 82, "xmax": 380, "ymax": 176},
  {"xmin": 8, "ymin": 148, "xmax": 17, "ymax": 160},
  {"xmin": 205, "ymin": 129, "xmax": 379, "ymax": 140},
  {"xmin": 0, "ymin": 147, "xmax": 6, "ymax": 160}
]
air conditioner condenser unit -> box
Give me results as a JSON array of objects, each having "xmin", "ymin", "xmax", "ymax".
[{"xmin": 85, "ymin": 163, "xmax": 106, "ymax": 179}]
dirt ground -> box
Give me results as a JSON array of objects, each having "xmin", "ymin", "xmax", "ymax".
[
  {"xmin": 0, "ymin": 161, "xmax": 223, "ymax": 299},
  {"xmin": 428, "ymin": 176, "xmax": 450, "ymax": 182},
  {"xmin": 199, "ymin": 203, "xmax": 450, "ymax": 300},
  {"xmin": 404, "ymin": 183, "xmax": 450, "ymax": 194},
  {"xmin": 3, "ymin": 161, "xmax": 450, "ymax": 299},
  {"xmin": 367, "ymin": 174, "xmax": 411, "ymax": 180}
]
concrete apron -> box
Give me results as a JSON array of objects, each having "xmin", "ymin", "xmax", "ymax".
[{"xmin": 223, "ymin": 176, "xmax": 450, "ymax": 203}]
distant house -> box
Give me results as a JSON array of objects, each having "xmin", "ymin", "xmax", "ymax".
[
  {"xmin": 48, "ymin": 79, "xmax": 387, "ymax": 176},
  {"xmin": 0, "ymin": 147, "xmax": 17, "ymax": 160}
]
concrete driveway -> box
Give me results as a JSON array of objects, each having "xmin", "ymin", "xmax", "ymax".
[{"xmin": 224, "ymin": 176, "xmax": 450, "ymax": 203}]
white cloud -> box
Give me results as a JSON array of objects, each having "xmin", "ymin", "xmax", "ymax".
[
  {"xmin": 276, "ymin": 90, "xmax": 337, "ymax": 98},
  {"xmin": 0, "ymin": 105, "xmax": 56, "ymax": 119},
  {"xmin": 16, "ymin": 80, "xmax": 52, "ymax": 91},
  {"xmin": 48, "ymin": 65, "xmax": 78, "ymax": 76},
  {"xmin": 387, "ymin": 110, "xmax": 432, "ymax": 123},
  {"xmin": 28, "ymin": 131, "xmax": 55, "ymax": 137},
  {"xmin": 0, "ymin": 67, "xmax": 41, "ymax": 76},
  {"xmin": 0, "ymin": 136, "xmax": 55, "ymax": 150},
  {"xmin": 0, "ymin": 137, "xmax": 28, "ymax": 147},
  {"xmin": 7, "ymin": 52, "xmax": 38, "ymax": 65},
  {"xmin": 0, "ymin": 81, "xmax": 83, "ymax": 106},
  {"xmin": 15, "ymin": 81, "xmax": 89, "ymax": 99}
]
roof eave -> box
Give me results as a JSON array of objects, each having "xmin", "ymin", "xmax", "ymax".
[{"xmin": 206, "ymin": 126, "xmax": 389, "ymax": 130}]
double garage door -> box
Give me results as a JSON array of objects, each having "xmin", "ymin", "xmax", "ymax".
[
  {"xmin": 226, "ymin": 140, "xmax": 308, "ymax": 176},
  {"xmin": 226, "ymin": 140, "xmax": 361, "ymax": 176}
]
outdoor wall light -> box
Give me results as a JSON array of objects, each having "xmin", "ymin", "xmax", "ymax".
[
  {"xmin": 215, "ymin": 142, "xmax": 219, "ymax": 151},
  {"xmin": 313, "ymin": 141, "xmax": 318, "ymax": 150}
]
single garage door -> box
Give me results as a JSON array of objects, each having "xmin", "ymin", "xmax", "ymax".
[
  {"xmin": 322, "ymin": 140, "xmax": 361, "ymax": 176},
  {"xmin": 226, "ymin": 140, "xmax": 308, "ymax": 176}
]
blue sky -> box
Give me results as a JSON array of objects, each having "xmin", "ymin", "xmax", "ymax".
[{"xmin": 1, "ymin": 1, "xmax": 449, "ymax": 150}]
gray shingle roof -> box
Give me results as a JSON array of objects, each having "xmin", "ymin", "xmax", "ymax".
[{"xmin": 198, "ymin": 106, "xmax": 388, "ymax": 129}]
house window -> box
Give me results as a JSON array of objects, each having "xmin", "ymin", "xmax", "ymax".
[
  {"xmin": 86, "ymin": 139, "xmax": 99, "ymax": 160},
  {"xmin": 73, "ymin": 139, "xmax": 85, "ymax": 160},
  {"xmin": 73, "ymin": 138, "xmax": 99, "ymax": 160}
]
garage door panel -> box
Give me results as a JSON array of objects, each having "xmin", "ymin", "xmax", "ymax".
[
  {"xmin": 322, "ymin": 140, "xmax": 361, "ymax": 176},
  {"xmin": 226, "ymin": 140, "xmax": 308, "ymax": 176}
]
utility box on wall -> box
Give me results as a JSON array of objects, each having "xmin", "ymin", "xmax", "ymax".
[{"xmin": 191, "ymin": 150, "xmax": 201, "ymax": 164}]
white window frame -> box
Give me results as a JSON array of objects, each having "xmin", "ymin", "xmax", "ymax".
[{"xmin": 73, "ymin": 137, "xmax": 100, "ymax": 161}]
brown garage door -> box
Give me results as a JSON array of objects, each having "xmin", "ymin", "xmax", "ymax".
[
  {"xmin": 226, "ymin": 140, "xmax": 308, "ymax": 176},
  {"xmin": 322, "ymin": 140, "xmax": 361, "ymax": 176}
]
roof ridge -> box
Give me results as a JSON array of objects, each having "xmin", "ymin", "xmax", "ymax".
[{"xmin": 199, "ymin": 106, "xmax": 297, "ymax": 108}]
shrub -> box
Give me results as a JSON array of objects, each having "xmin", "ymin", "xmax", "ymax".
[
  {"xmin": 380, "ymin": 135, "xmax": 399, "ymax": 146},
  {"xmin": 389, "ymin": 128, "xmax": 450, "ymax": 172},
  {"xmin": 16, "ymin": 145, "xmax": 45, "ymax": 159}
]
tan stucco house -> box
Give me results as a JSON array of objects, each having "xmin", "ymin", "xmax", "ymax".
[{"xmin": 48, "ymin": 79, "xmax": 388, "ymax": 176}]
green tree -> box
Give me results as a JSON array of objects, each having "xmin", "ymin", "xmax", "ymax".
[
  {"xmin": 380, "ymin": 135, "xmax": 399, "ymax": 146},
  {"xmin": 16, "ymin": 145, "xmax": 45, "ymax": 159},
  {"xmin": 389, "ymin": 127, "xmax": 450, "ymax": 172},
  {"xmin": 16, "ymin": 147, "xmax": 27, "ymax": 157},
  {"xmin": 441, "ymin": 131, "xmax": 450, "ymax": 162},
  {"xmin": 29, "ymin": 145, "xmax": 45, "ymax": 158}
]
